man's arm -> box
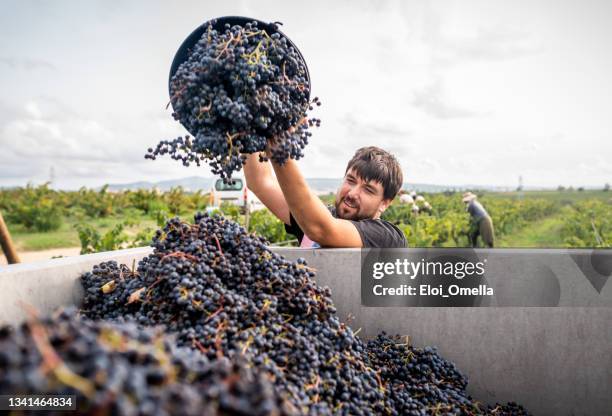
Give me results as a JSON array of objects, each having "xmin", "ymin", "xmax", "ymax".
[
  {"xmin": 271, "ymin": 159, "xmax": 362, "ymax": 248},
  {"xmin": 242, "ymin": 153, "xmax": 291, "ymax": 224}
]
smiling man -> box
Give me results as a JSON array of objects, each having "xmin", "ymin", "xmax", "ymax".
[{"xmin": 243, "ymin": 146, "xmax": 407, "ymax": 248}]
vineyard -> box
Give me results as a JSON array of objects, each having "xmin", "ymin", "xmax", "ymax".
[
  {"xmin": 0, "ymin": 184, "xmax": 289, "ymax": 255},
  {"xmin": 382, "ymin": 194, "xmax": 557, "ymax": 247},
  {"xmin": 0, "ymin": 184, "xmax": 611, "ymax": 257}
]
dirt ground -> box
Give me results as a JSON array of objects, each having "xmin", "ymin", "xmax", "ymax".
[{"xmin": 0, "ymin": 247, "xmax": 82, "ymax": 266}]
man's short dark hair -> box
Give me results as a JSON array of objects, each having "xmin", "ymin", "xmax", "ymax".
[{"xmin": 345, "ymin": 146, "xmax": 403, "ymax": 200}]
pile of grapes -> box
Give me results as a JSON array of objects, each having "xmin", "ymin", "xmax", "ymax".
[
  {"xmin": 0, "ymin": 214, "xmax": 531, "ymax": 415},
  {"xmin": 0, "ymin": 308, "xmax": 288, "ymax": 415},
  {"xmin": 145, "ymin": 20, "xmax": 321, "ymax": 181}
]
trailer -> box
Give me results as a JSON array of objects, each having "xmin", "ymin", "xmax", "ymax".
[{"xmin": 0, "ymin": 247, "xmax": 610, "ymax": 415}]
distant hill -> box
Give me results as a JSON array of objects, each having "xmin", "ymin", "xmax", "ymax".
[
  {"xmin": 106, "ymin": 176, "xmax": 215, "ymax": 192},
  {"xmin": 105, "ymin": 176, "xmax": 516, "ymax": 194}
]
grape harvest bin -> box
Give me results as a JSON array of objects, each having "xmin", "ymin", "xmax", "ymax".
[{"xmin": 0, "ymin": 247, "xmax": 610, "ymax": 416}]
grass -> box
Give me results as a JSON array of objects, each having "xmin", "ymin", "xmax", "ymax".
[
  {"xmin": 7, "ymin": 215, "xmax": 158, "ymax": 251},
  {"xmin": 496, "ymin": 214, "xmax": 566, "ymax": 248},
  {"xmin": 9, "ymin": 224, "xmax": 80, "ymax": 251}
]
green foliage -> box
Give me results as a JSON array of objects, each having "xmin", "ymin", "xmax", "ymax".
[
  {"xmin": 560, "ymin": 200, "xmax": 611, "ymax": 247},
  {"xmin": 126, "ymin": 189, "xmax": 161, "ymax": 213},
  {"xmin": 125, "ymin": 186, "xmax": 208, "ymax": 217},
  {"xmin": 219, "ymin": 202, "xmax": 242, "ymax": 222},
  {"xmin": 154, "ymin": 209, "xmax": 170, "ymax": 227},
  {"xmin": 382, "ymin": 204, "xmax": 414, "ymax": 225},
  {"xmin": 1, "ymin": 183, "xmax": 63, "ymax": 232},
  {"xmin": 75, "ymin": 222, "xmax": 129, "ymax": 254},
  {"xmin": 319, "ymin": 193, "xmax": 336, "ymax": 205},
  {"xmin": 0, "ymin": 184, "xmax": 212, "ymax": 228},
  {"xmin": 188, "ymin": 190, "xmax": 210, "ymax": 211},
  {"xmin": 73, "ymin": 185, "xmax": 116, "ymax": 217},
  {"xmin": 75, "ymin": 220, "xmax": 155, "ymax": 254},
  {"xmin": 164, "ymin": 187, "xmax": 193, "ymax": 216},
  {"xmin": 384, "ymin": 193, "xmax": 560, "ymax": 247},
  {"xmin": 128, "ymin": 227, "xmax": 156, "ymax": 249},
  {"xmin": 400, "ymin": 212, "xmax": 470, "ymax": 247},
  {"xmin": 248, "ymin": 209, "xmax": 288, "ymax": 243}
]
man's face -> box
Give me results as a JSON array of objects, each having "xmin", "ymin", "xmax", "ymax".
[{"xmin": 335, "ymin": 169, "xmax": 391, "ymax": 221}]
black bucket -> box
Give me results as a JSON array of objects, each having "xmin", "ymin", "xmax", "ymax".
[{"xmin": 168, "ymin": 16, "xmax": 311, "ymax": 117}]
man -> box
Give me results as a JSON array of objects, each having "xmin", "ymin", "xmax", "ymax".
[
  {"xmin": 462, "ymin": 192, "xmax": 495, "ymax": 248},
  {"xmin": 243, "ymin": 146, "xmax": 407, "ymax": 248},
  {"xmin": 399, "ymin": 190, "xmax": 414, "ymax": 205},
  {"xmin": 421, "ymin": 201, "xmax": 433, "ymax": 215}
]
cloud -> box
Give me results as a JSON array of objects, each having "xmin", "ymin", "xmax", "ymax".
[
  {"xmin": 0, "ymin": 160, "xmax": 45, "ymax": 179},
  {"xmin": 410, "ymin": 4, "xmax": 544, "ymax": 69},
  {"xmin": 446, "ymin": 155, "xmax": 480, "ymax": 172},
  {"xmin": 0, "ymin": 97, "xmax": 81, "ymax": 123},
  {"xmin": 412, "ymin": 80, "xmax": 482, "ymax": 119},
  {"xmin": 0, "ymin": 98, "xmax": 147, "ymax": 173},
  {"xmin": 1, "ymin": 116, "xmax": 125, "ymax": 163},
  {"xmin": 0, "ymin": 57, "xmax": 57, "ymax": 71},
  {"xmin": 340, "ymin": 113, "xmax": 412, "ymax": 139},
  {"xmin": 577, "ymin": 157, "xmax": 612, "ymax": 176},
  {"xmin": 401, "ymin": 157, "xmax": 442, "ymax": 182},
  {"xmin": 0, "ymin": 96, "xmax": 218, "ymax": 188},
  {"xmin": 415, "ymin": 157, "xmax": 440, "ymax": 172},
  {"xmin": 432, "ymin": 26, "xmax": 543, "ymax": 66}
]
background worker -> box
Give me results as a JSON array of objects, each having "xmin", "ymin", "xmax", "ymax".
[
  {"xmin": 462, "ymin": 192, "xmax": 495, "ymax": 248},
  {"xmin": 399, "ymin": 190, "xmax": 414, "ymax": 205}
]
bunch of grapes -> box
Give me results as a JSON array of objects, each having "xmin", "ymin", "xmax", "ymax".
[
  {"xmin": 365, "ymin": 334, "xmax": 531, "ymax": 416},
  {"xmin": 76, "ymin": 213, "xmax": 531, "ymax": 415},
  {"xmin": 0, "ymin": 307, "xmax": 291, "ymax": 416},
  {"xmin": 145, "ymin": 20, "xmax": 321, "ymax": 182}
]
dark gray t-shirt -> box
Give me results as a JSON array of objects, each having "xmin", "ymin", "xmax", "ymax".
[{"xmin": 284, "ymin": 206, "xmax": 407, "ymax": 248}]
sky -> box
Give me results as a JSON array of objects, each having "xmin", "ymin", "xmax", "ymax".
[{"xmin": 1, "ymin": 0, "xmax": 611, "ymax": 190}]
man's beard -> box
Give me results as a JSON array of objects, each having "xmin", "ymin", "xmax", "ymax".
[{"xmin": 335, "ymin": 197, "xmax": 373, "ymax": 221}]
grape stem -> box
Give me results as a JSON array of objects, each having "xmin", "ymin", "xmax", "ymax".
[
  {"xmin": 204, "ymin": 300, "xmax": 225, "ymax": 324},
  {"xmin": 196, "ymin": 100, "xmax": 212, "ymax": 120},
  {"xmin": 160, "ymin": 251, "xmax": 199, "ymax": 262},
  {"xmin": 166, "ymin": 85, "xmax": 187, "ymax": 110},
  {"xmin": 20, "ymin": 303, "xmax": 96, "ymax": 399},
  {"xmin": 215, "ymin": 32, "xmax": 235, "ymax": 60},
  {"xmin": 213, "ymin": 234, "xmax": 224, "ymax": 256}
]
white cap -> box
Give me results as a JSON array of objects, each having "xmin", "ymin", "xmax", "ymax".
[
  {"xmin": 462, "ymin": 192, "xmax": 477, "ymax": 203},
  {"xmin": 400, "ymin": 194, "xmax": 414, "ymax": 204}
]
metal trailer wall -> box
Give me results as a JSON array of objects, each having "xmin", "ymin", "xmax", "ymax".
[{"xmin": 0, "ymin": 247, "xmax": 610, "ymax": 416}]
